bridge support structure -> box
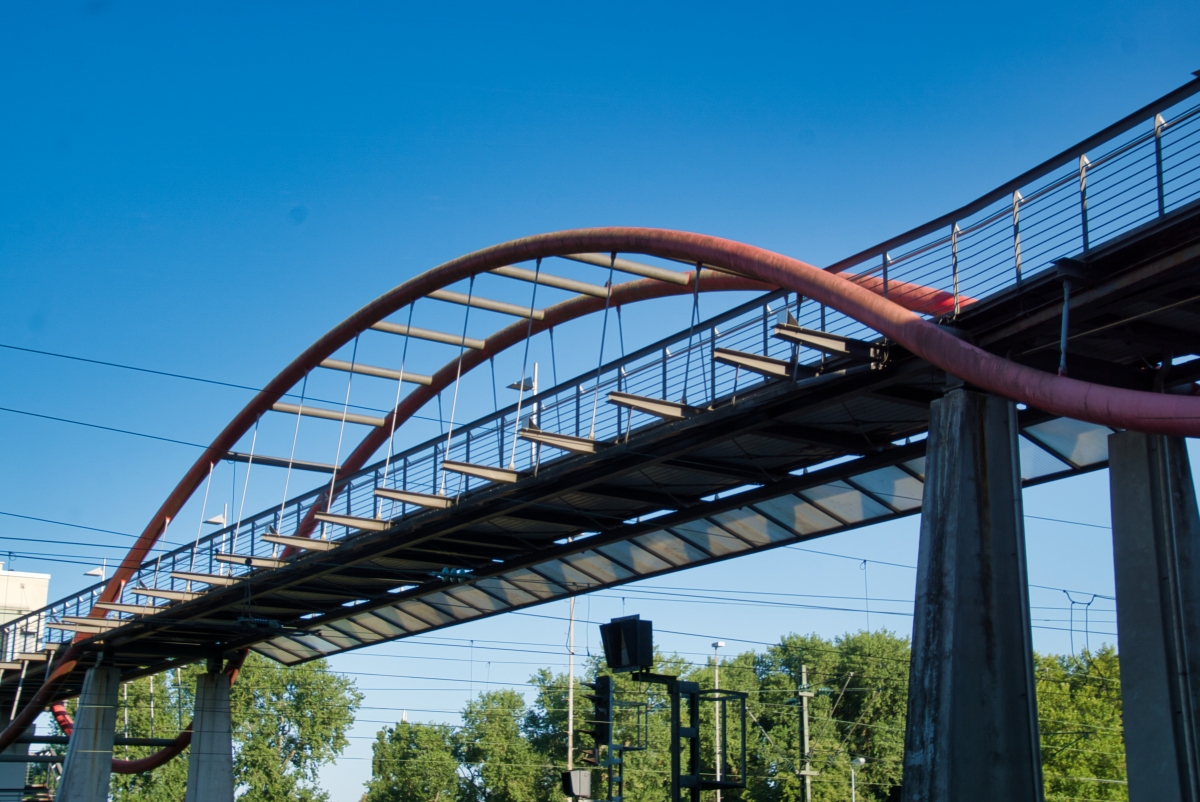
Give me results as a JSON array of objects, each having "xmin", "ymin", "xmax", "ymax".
[
  {"xmin": 0, "ymin": 717, "xmax": 30, "ymax": 802},
  {"xmin": 902, "ymin": 389, "xmax": 1044, "ymax": 802},
  {"xmin": 57, "ymin": 665, "xmax": 119, "ymax": 802},
  {"xmin": 1109, "ymin": 432, "xmax": 1200, "ymax": 802},
  {"xmin": 184, "ymin": 668, "xmax": 235, "ymax": 802}
]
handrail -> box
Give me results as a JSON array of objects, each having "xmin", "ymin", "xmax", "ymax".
[{"xmin": 826, "ymin": 72, "xmax": 1200, "ymax": 274}]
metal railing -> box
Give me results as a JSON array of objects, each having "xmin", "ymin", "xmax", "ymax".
[{"xmin": 5, "ymin": 83, "xmax": 1200, "ymax": 660}]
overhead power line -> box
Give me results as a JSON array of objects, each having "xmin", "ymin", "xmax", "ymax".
[
  {"xmin": 0, "ymin": 405, "xmax": 208, "ymax": 448},
  {"xmin": 0, "ymin": 340, "xmax": 449, "ymax": 423},
  {"xmin": 0, "ymin": 509, "xmax": 141, "ymax": 540}
]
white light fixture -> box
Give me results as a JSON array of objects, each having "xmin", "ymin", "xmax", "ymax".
[
  {"xmin": 850, "ymin": 757, "xmax": 866, "ymax": 802},
  {"xmin": 84, "ymin": 558, "xmax": 108, "ymax": 580},
  {"xmin": 204, "ymin": 514, "xmax": 226, "ymax": 526}
]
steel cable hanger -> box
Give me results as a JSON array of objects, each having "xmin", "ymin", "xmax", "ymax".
[
  {"xmin": 272, "ymin": 373, "xmax": 309, "ymax": 556},
  {"xmin": 185, "ymin": 462, "xmax": 215, "ymax": 587},
  {"xmin": 227, "ymin": 417, "xmax": 259, "ymax": 557},
  {"xmin": 508, "ymin": 258, "xmax": 542, "ymax": 470},
  {"xmin": 616, "ymin": 305, "xmax": 635, "ymax": 442},
  {"xmin": 379, "ymin": 303, "xmax": 416, "ymax": 520},
  {"xmin": 490, "ymin": 357, "xmax": 504, "ymax": 464},
  {"xmin": 549, "ymin": 327, "xmax": 563, "ymax": 434},
  {"xmin": 587, "ymin": 255, "xmax": 617, "ymax": 439},
  {"xmin": 681, "ymin": 263, "xmax": 702, "ymax": 404},
  {"xmin": 441, "ymin": 275, "xmax": 476, "ymax": 496},
  {"xmin": 322, "ymin": 334, "xmax": 361, "ymax": 538}
]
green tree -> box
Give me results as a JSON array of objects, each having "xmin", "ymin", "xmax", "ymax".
[
  {"xmin": 749, "ymin": 630, "xmax": 909, "ymax": 802},
  {"xmin": 368, "ymin": 630, "xmax": 1131, "ymax": 802},
  {"xmin": 459, "ymin": 689, "xmax": 545, "ymax": 802},
  {"xmin": 106, "ymin": 668, "xmax": 195, "ymax": 802},
  {"xmin": 365, "ymin": 721, "xmax": 460, "ymax": 802},
  {"xmin": 231, "ymin": 653, "xmax": 363, "ymax": 802},
  {"xmin": 1037, "ymin": 646, "xmax": 1126, "ymax": 801}
]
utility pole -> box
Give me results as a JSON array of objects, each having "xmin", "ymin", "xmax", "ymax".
[
  {"xmin": 712, "ymin": 641, "xmax": 725, "ymax": 802},
  {"xmin": 799, "ymin": 664, "xmax": 815, "ymax": 802},
  {"xmin": 567, "ymin": 593, "xmax": 576, "ymax": 771}
]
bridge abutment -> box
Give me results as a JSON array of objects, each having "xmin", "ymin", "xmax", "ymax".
[
  {"xmin": 57, "ymin": 665, "xmax": 119, "ymax": 802},
  {"xmin": 1109, "ymin": 431, "xmax": 1200, "ymax": 802},
  {"xmin": 184, "ymin": 670, "xmax": 234, "ymax": 802},
  {"xmin": 901, "ymin": 389, "xmax": 1044, "ymax": 802}
]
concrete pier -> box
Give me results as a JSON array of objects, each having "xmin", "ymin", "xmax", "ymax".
[
  {"xmin": 901, "ymin": 390, "xmax": 1043, "ymax": 802},
  {"xmin": 58, "ymin": 665, "xmax": 119, "ymax": 802},
  {"xmin": 184, "ymin": 671, "xmax": 234, "ymax": 802},
  {"xmin": 1109, "ymin": 432, "xmax": 1200, "ymax": 802},
  {"xmin": 0, "ymin": 718, "xmax": 31, "ymax": 802}
]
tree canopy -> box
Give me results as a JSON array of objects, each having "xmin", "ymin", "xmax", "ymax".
[{"xmin": 365, "ymin": 631, "xmax": 1128, "ymax": 802}]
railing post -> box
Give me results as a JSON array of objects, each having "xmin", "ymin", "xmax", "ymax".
[
  {"xmin": 1012, "ymin": 191, "xmax": 1023, "ymax": 288},
  {"xmin": 401, "ymin": 456, "xmax": 409, "ymax": 514},
  {"xmin": 1079, "ymin": 154, "xmax": 1091, "ymax": 252},
  {"xmin": 662, "ymin": 348, "xmax": 669, "ymax": 399},
  {"xmin": 882, "ymin": 252, "xmax": 890, "ymax": 298},
  {"xmin": 616, "ymin": 369, "xmax": 624, "ymax": 434},
  {"xmin": 709, "ymin": 328, "xmax": 717, "ymax": 403},
  {"xmin": 432, "ymin": 443, "xmax": 440, "ymax": 495},
  {"xmin": 1155, "ymin": 113, "xmax": 1167, "ymax": 217},
  {"xmin": 373, "ymin": 468, "xmax": 382, "ymax": 519},
  {"xmin": 464, "ymin": 430, "xmax": 472, "ymax": 492},
  {"xmin": 497, "ymin": 414, "xmax": 506, "ymax": 466},
  {"xmin": 951, "ymin": 223, "xmax": 961, "ymax": 316}
]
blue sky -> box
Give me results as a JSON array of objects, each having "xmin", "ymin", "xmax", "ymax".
[{"xmin": 1, "ymin": 2, "xmax": 1197, "ymax": 798}]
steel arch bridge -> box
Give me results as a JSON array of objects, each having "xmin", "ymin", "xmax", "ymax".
[{"xmin": 5, "ymin": 74, "xmax": 1200, "ymax": 773}]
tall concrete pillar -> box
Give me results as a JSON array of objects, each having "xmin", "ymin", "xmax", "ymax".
[
  {"xmin": 184, "ymin": 671, "xmax": 234, "ymax": 802},
  {"xmin": 0, "ymin": 718, "xmax": 31, "ymax": 802},
  {"xmin": 901, "ymin": 389, "xmax": 1043, "ymax": 802},
  {"xmin": 1109, "ymin": 431, "xmax": 1200, "ymax": 802},
  {"xmin": 58, "ymin": 665, "xmax": 119, "ymax": 802}
]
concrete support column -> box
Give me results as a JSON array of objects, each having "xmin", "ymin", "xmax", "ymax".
[
  {"xmin": 0, "ymin": 718, "xmax": 31, "ymax": 802},
  {"xmin": 1109, "ymin": 431, "xmax": 1200, "ymax": 802},
  {"xmin": 901, "ymin": 389, "xmax": 1043, "ymax": 802},
  {"xmin": 184, "ymin": 671, "xmax": 234, "ymax": 802},
  {"xmin": 58, "ymin": 665, "xmax": 119, "ymax": 802}
]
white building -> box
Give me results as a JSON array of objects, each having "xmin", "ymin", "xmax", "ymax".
[
  {"xmin": 0, "ymin": 563, "xmax": 50, "ymax": 802},
  {"xmin": 0, "ymin": 563, "xmax": 50, "ymax": 657}
]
